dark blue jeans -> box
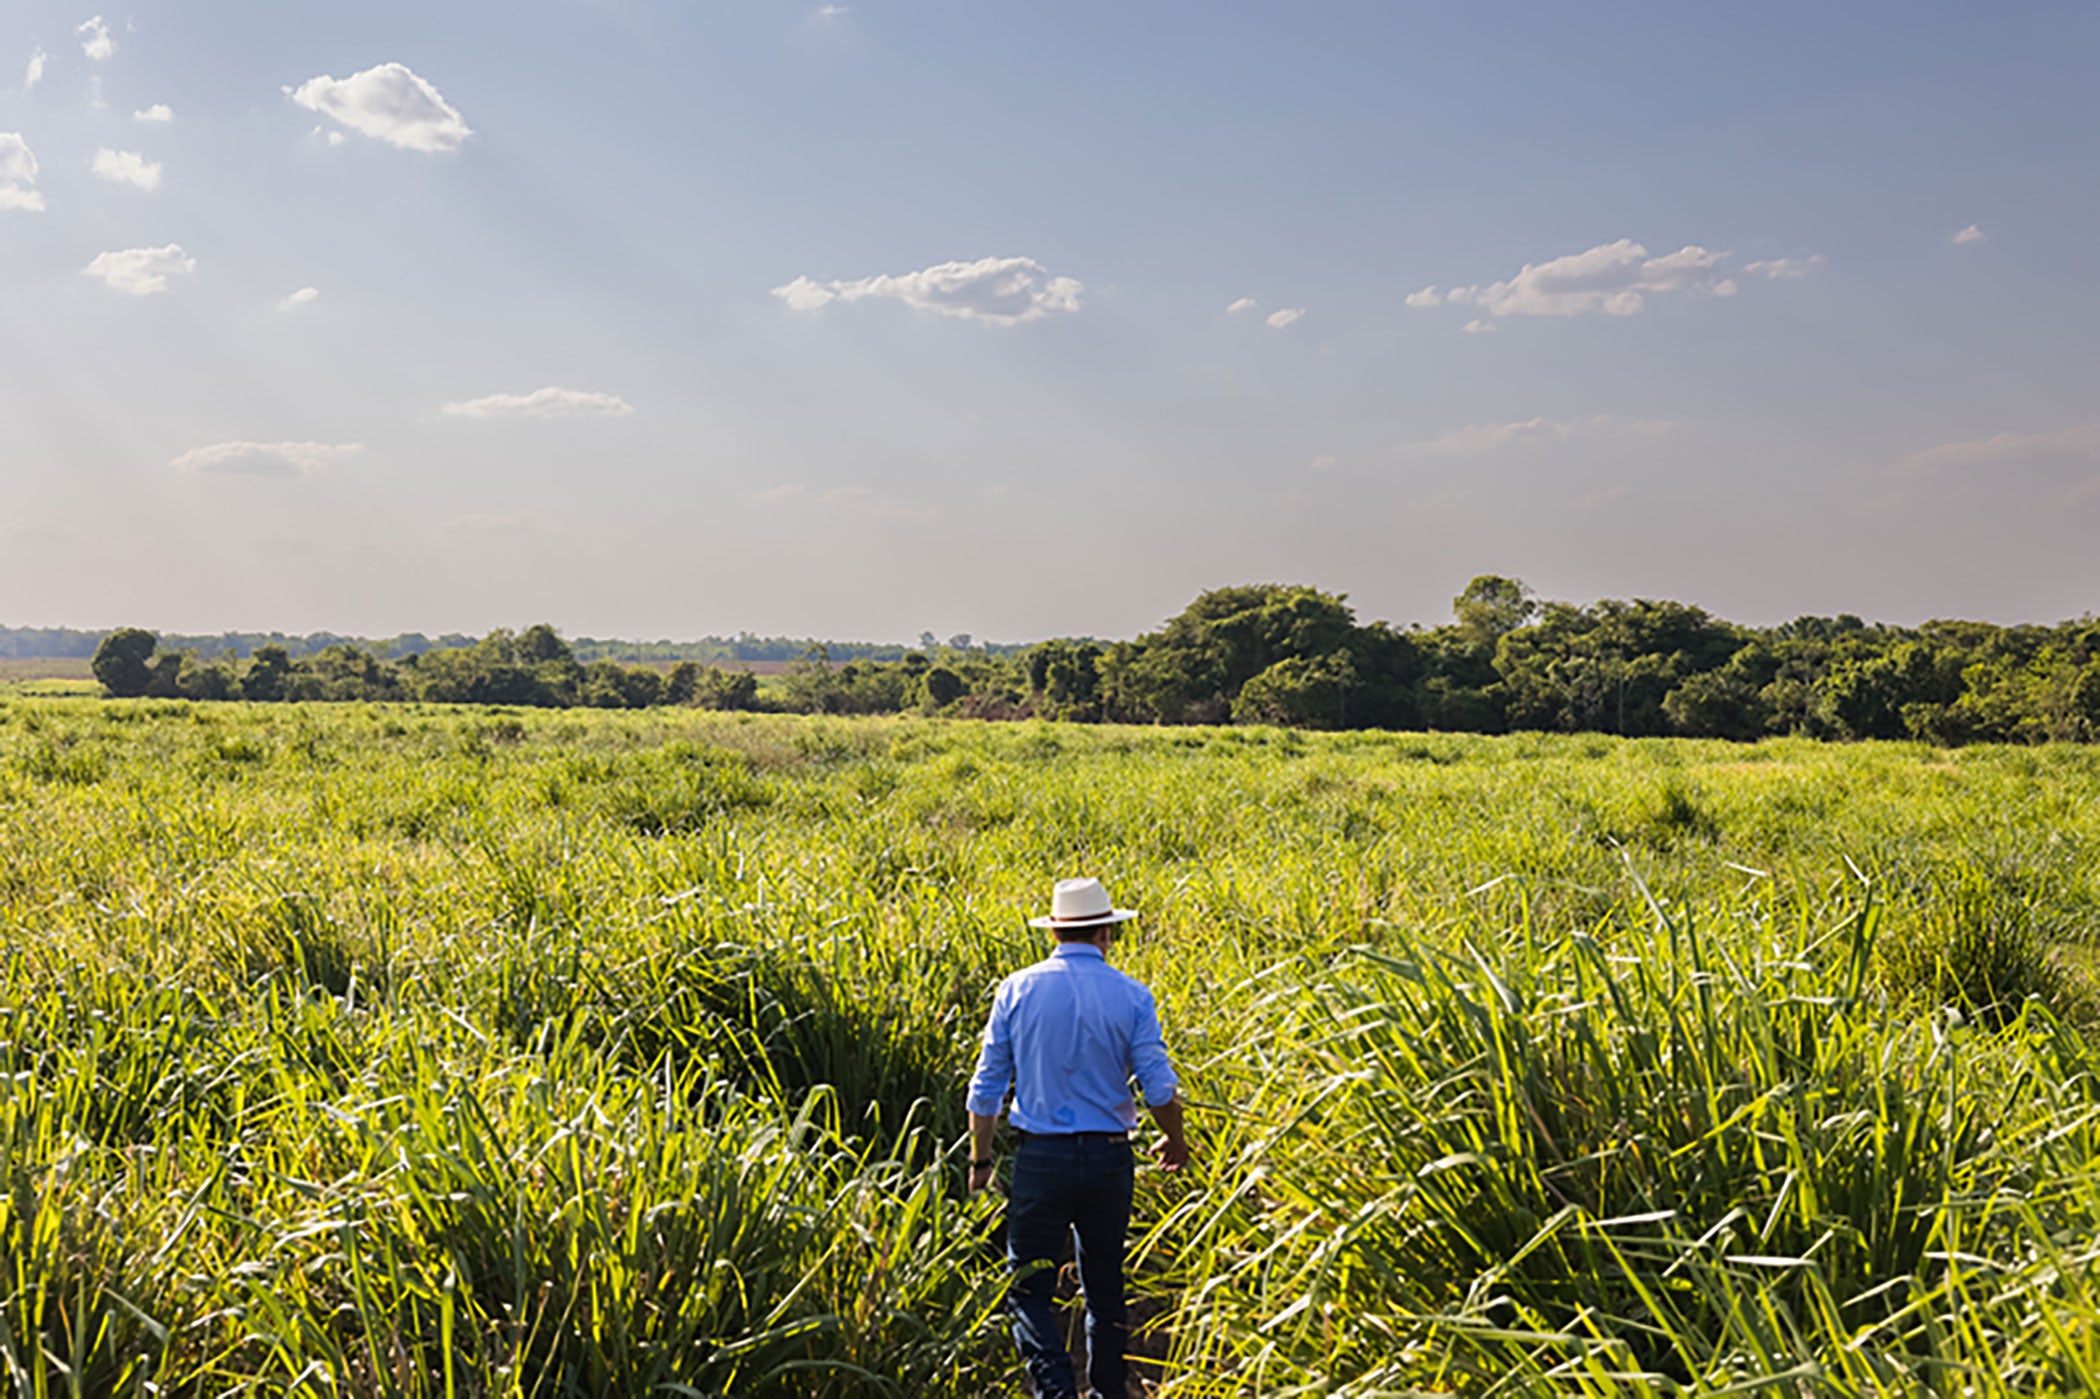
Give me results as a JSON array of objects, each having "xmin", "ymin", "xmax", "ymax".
[{"xmin": 1006, "ymin": 1132, "xmax": 1135, "ymax": 1399}]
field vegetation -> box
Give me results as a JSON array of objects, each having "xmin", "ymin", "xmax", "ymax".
[{"xmin": 3, "ymin": 699, "xmax": 2100, "ymax": 1393}]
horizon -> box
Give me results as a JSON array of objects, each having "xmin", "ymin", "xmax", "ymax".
[
  {"xmin": 4, "ymin": 2, "xmax": 2098, "ymax": 639},
  {"xmin": 8, "ymin": 570, "xmax": 2100, "ymax": 653}
]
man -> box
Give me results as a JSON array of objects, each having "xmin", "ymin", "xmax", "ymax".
[{"xmin": 966, "ymin": 876, "xmax": 1191, "ymax": 1399}]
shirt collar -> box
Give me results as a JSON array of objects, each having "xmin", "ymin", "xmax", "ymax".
[{"xmin": 1050, "ymin": 943, "xmax": 1106, "ymax": 961}]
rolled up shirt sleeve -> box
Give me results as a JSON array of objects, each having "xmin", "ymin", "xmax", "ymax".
[
  {"xmin": 965, "ymin": 985, "xmax": 1015, "ymax": 1119},
  {"xmin": 1129, "ymin": 987, "xmax": 1178, "ymax": 1108}
]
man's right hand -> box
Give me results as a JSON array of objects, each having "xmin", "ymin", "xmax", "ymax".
[{"xmin": 1149, "ymin": 1097, "xmax": 1190, "ymax": 1171}]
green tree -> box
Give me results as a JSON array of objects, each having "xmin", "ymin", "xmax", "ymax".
[
  {"xmin": 921, "ymin": 666, "xmax": 965, "ymax": 710},
  {"xmin": 518, "ymin": 623, "xmax": 573, "ymax": 666},
  {"xmin": 1101, "ymin": 584, "xmax": 1357, "ymax": 723},
  {"xmin": 242, "ymin": 645, "xmax": 293, "ymax": 702},
  {"xmin": 175, "ymin": 655, "xmax": 237, "ymax": 701},
  {"xmin": 693, "ymin": 667, "xmax": 760, "ymax": 711},
  {"xmin": 1232, "ymin": 651, "xmax": 1359, "ymax": 729},
  {"xmin": 92, "ymin": 627, "xmax": 158, "ymax": 697},
  {"xmin": 1453, "ymin": 575, "xmax": 1538, "ymax": 645},
  {"xmin": 664, "ymin": 661, "xmax": 702, "ymax": 705},
  {"xmin": 1027, "ymin": 640, "xmax": 1104, "ymax": 720}
]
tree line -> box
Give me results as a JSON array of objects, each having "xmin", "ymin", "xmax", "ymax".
[
  {"xmin": 83, "ymin": 577, "xmax": 2100, "ymax": 744},
  {"xmin": 5, "ymin": 623, "xmax": 1015, "ymax": 665}
]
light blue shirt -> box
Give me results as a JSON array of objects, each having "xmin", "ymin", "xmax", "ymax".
[{"xmin": 966, "ymin": 943, "xmax": 1179, "ymax": 1134}]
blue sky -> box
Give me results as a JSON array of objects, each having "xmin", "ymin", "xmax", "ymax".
[{"xmin": 3, "ymin": 1, "xmax": 2097, "ymax": 641}]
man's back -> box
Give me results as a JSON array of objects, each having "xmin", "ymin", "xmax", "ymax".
[{"xmin": 968, "ymin": 944, "xmax": 1176, "ymax": 1135}]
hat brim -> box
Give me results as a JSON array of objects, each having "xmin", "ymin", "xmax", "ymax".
[{"xmin": 1028, "ymin": 908, "xmax": 1140, "ymax": 929}]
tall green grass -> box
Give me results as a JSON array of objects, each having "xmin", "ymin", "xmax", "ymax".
[{"xmin": 3, "ymin": 699, "xmax": 2100, "ymax": 1392}]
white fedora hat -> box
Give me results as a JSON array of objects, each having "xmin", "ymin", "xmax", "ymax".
[{"xmin": 1029, "ymin": 876, "xmax": 1139, "ymax": 930}]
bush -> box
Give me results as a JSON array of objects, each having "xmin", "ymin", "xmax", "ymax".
[{"xmin": 91, "ymin": 628, "xmax": 157, "ymax": 697}]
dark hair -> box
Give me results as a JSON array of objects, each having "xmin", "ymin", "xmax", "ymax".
[{"xmin": 1052, "ymin": 922, "xmax": 1110, "ymax": 943}]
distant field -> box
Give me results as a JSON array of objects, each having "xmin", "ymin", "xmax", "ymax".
[
  {"xmin": 0, "ymin": 657, "xmax": 92, "ymax": 681},
  {"xmin": 634, "ymin": 658, "xmax": 832, "ymax": 675},
  {"xmin": 0, "ymin": 657, "xmax": 816, "ymax": 686}
]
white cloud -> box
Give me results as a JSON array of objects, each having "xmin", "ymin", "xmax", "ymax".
[
  {"xmin": 77, "ymin": 16, "xmax": 113, "ymax": 61},
  {"xmin": 1404, "ymin": 413, "xmax": 1671, "ymax": 455},
  {"xmin": 1407, "ymin": 418, "xmax": 1575, "ymax": 454},
  {"xmin": 1743, "ymin": 254, "xmax": 1823, "ymax": 279},
  {"xmin": 289, "ymin": 63, "xmax": 472, "ymax": 154},
  {"xmin": 1308, "ymin": 454, "xmax": 1338, "ymax": 471},
  {"xmin": 1266, "ymin": 307, "xmax": 1304, "ymax": 329},
  {"xmin": 1898, "ymin": 425, "xmax": 2100, "ymax": 474},
  {"xmin": 1460, "ymin": 319, "xmax": 1495, "ymax": 335},
  {"xmin": 169, "ymin": 441, "xmax": 363, "ymax": 477},
  {"xmin": 1952, "ymin": 224, "xmax": 1985, "ymax": 246},
  {"xmin": 0, "ymin": 134, "xmax": 44, "ymax": 212},
  {"xmin": 772, "ymin": 255, "xmax": 1084, "ymax": 325},
  {"xmin": 25, "ymin": 48, "xmax": 47, "ymax": 89},
  {"xmin": 1440, "ymin": 239, "xmax": 1738, "ymax": 318},
  {"xmin": 1226, "ymin": 296, "xmax": 1258, "ymax": 315},
  {"xmin": 816, "ymin": 4, "xmax": 850, "ymax": 15},
  {"xmin": 133, "ymin": 103, "xmax": 173, "ymax": 123},
  {"xmin": 90, "ymin": 148, "xmax": 162, "ymax": 191},
  {"xmin": 441, "ymin": 386, "xmax": 635, "ymax": 419},
  {"xmin": 1404, "ymin": 286, "xmax": 1441, "ymax": 308},
  {"xmin": 82, "ymin": 244, "xmax": 195, "ymax": 295},
  {"xmin": 277, "ymin": 286, "xmax": 320, "ymax": 311}
]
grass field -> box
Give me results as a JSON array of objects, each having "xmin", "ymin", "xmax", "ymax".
[
  {"xmin": 3, "ymin": 699, "xmax": 2099, "ymax": 1394},
  {"xmin": 0, "ymin": 658, "xmax": 97, "ymax": 697}
]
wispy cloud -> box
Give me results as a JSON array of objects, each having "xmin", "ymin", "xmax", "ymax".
[
  {"xmin": 24, "ymin": 48, "xmax": 47, "ymax": 90},
  {"xmin": 83, "ymin": 244, "xmax": 194, "ymax": 295},
  {"xmin": 1952, "ymin": 224, "xmax": 1985, "ymax": 246},
  {"xmin": 1460, "ymin": 319, "xmax": 1495, "ymax": 335},
  {"xmin": 90, "ymin": 147, "xmax": 162, "ymax": 191},
  {"xmin": 1415, "ymin": 238, "xmax": 1776, "ymax": 320},
  {"xmin": 277, "ymin": 286, "xmax": 320, "ymax": 312},
  {"xmin": 1225, "ymin": 296, "xmax": 1258, "ymax": 315},
  {"xmin": 170, "ymin": 441, "xmax": 363, "ymax": 477},
  {"xmin": 288, "ymin": 63, "xmax": 472, "ymax": 154},
  {"xmin": 1403, "ymin": 413, "xmax": 1673, "ymax": 455},
  {"xmin": 133, "ymin": 103, "xmax": 173, "ymax": 123},
  {"xmin": 0, "ymin": 133, "xmax": 44, "ymax": 212},
  {"xmin": 1898, "ymin": 425, "xmax": 2099, "ymax": 474},
  {"xmin": 441, "ymin": 387, "xmax": 635, "ymax": 419},
  {"xmin": 815, "ymin": 4, "xmax": 850, "ymax": 16},
  {"xmin": 1743, "ymin": 254, "xmax": 1823, "ymax": 279},
  {"xmin": 1407, "ymin": 417, "xmax": 1576, "ymax": 454},
  {"xmin": 77, "ymin": 15, "xmax": 113, "ymax": 61},
  {"xmin": 1265, "ymin": 307, "xmax": 1305, "ymax": 329},
  {"xmin": 773, "ymin": 255, "xmax": 1083, "ymax": 325}
]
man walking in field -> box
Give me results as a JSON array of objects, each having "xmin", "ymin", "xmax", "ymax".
[{"xmin": 967, "ymin": 877, "xmax": 1191, "ymax": 1399}]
